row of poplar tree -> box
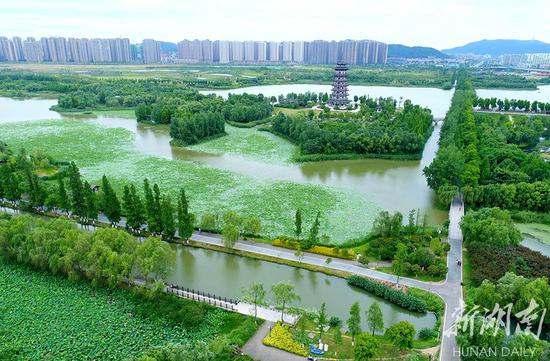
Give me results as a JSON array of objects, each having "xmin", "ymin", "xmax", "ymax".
[{"xmin": 1, "ymin": 159, "xmax": 194, "ymax": 241}]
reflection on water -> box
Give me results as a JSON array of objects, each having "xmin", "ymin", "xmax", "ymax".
[
  {"xmin": 166, "ymin": 245, "xmax": 437, "ymax": 332},
  {"xmin": 521, "ymin": 238, "xmax": 550, "ymax": 258}
]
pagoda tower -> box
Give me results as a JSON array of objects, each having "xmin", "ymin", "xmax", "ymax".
[{"xmin": 328, "ymin": 61, "xmax": 350, "ymax": 108}]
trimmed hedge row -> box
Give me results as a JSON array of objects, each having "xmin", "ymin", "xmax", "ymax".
[{"xmin": 347, "ymin": 275, "xmax": 427, "ymax": 313}]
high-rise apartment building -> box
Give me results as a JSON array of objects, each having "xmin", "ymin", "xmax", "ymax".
[
  {"xmin": 281, "ymin": 41, "xmax": 292, "ymax": 62},
  {"xmin": 23, "ymin": 37, "xmax": 43, "ymax": 62},
  {"xmin": 142, "ymin": 39, "xmax": 161, "ymax": 63},
  {"xmin": 268, "ymin": 41, "xmax": 280, "ymax": 62},
  {"xmin": 243, "ymin": 41, "xmax": 255, "ymax": 62}
]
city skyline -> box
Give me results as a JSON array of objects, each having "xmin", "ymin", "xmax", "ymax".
[
  {"xmin": 0, "ymin": 36, "xmax": 389, "ymax": 65},
  {"xmin": 1, "ymin": 0, "xmax": 548, "ymax": 50}
]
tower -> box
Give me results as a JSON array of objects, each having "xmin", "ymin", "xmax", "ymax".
[{"xmin": 328, "ymin": 61, "xmax": 350, "ymax": 108}]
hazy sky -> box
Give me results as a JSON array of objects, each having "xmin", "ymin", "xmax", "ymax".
[{"xmin": 1, "ymin": 0, "xmax": 549, "ymax": 49}]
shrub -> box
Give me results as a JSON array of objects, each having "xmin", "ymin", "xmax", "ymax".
[
  {"xmin": 328, "ymin": 316, "xmax": 342, "ymax": 327},
  {"xmin": 262, "ymin": 322, "xmax": 308, "ymax": 356},
  {"xmin": 385, "ymin": 321, "xmax": 416, "ymax": 350},
  {"xmin": 347, "ymin": 276, "xmax": 427, "ymax": 313},
  {"xmin": 418, "ymin": 327, "xmax": 438, "ymax": 340},
  {"xmin": 271, "ymin": 239, "xmax": 355, "ymax": 260}
]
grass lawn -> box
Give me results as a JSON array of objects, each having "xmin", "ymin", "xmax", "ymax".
[
  {"xmin": 188, "ymin": 124, "xmax": 297, "ymax": 164},
  {"xmin": 515, "ymin": 223, "xmax": 550, "ymax": 245},
  {"xmin": 0, "ymin": 261, "xmax": 253, "ymax": 361},
  {"xmin": 290, "ymin": 317, "xmax": 432, "ymax": 360},
  {"xmin": 0, "ymin": 118, "xmax": 379, "ymax": 241},
  {"xmin": 375, "ymin": 267, "xmax": 445, "ymax": 282}
]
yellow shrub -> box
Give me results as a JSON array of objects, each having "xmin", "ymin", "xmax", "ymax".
[
  {"xmin": 272, "ymin": 239, "xmax": 356, "ymax": 260},
  {"xmin": 263, "ymin": 322, "xmax": 308, "ymax": 356}
]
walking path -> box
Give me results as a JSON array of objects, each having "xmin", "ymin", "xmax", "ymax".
[{"xmin": 242, "ymin": 321, "xmax": 305, "ymax": 361}]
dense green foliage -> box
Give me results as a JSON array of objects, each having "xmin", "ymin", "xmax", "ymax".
[
  {"xmin": 0, "ymin": 214, "xmax": 174, "ymax": 286},
  {"xmin": 362, "ymin": 211, "xmax": 449, "ymax": 279},
  {"xmin": 470, "ymin": 71, "xmax": 539, "ymax": 90},
  {"xmin": 354, "ymin": 333, "xmax": 379, "ymax": 361},
  {"xmin": 271, "ymin": 98, "xmax": 433, "ymax": 158},
  {"xmin": 470, "ymin": 272, "xmax": 550, "ymax": 325},
  {"xmin": 424, "ymin": 70, "xmax": 550, "ymax": 212},
  {"xmin": 170, "ymin": 111, "xmax": 226, "ymax": 146},
  {"xmin": 347, "ymin": 276, "xmax": 427, "ymax": 313},
  {"xmin": 384, "ymin": 321, "xmax": 416, "ymax": 350},
  {"xmin": 467, "ymin": 244, "xmax": 550, "ymax": 285},
  {"xmin": 474, "ymin": 96, "xmax": 550, "ymax": 113},
  {"xmin": 460, "ymin": 207, "xmax": 522, "ymax": 247}
]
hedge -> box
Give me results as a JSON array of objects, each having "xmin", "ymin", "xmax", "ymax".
[{"xmin": 347, "ymin": 276, "xmax": 427, "ymax": 313}]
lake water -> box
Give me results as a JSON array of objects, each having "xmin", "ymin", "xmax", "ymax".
[
  {"xmin": 166, "ymin": 245, "xmax": 437, "ymax": 332},
  {"xmin": 521, "ymin": 238, "xmax": 550, "ymax": 258}
]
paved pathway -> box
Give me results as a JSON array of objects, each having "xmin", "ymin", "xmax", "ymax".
[{"xmin": 242, "ymin": 321, "xmax": 305, "ymax": 361}]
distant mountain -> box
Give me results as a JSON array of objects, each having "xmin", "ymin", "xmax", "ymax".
[
  {"xmin": 388, "ymin": 44, "xmax": 449, "ymax": 59},
  {"xmin": 443, "ymin": 39, "xmax": 550, "ymax": 56},
  {"xmin": 159, "ymin": 41, "xmax": 177, "ymax": 54}
]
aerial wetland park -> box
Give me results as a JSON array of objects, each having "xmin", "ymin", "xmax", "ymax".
[{"xmin": 1, "ymin": 22, "xmax": 550, "ymax": 361}]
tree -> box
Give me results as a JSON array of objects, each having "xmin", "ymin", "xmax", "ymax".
[
  {"xmin": 385, "ymin": 321, "xmax": 415, "ymax": 350},
  {"xmin": 347, "ymin": 301, "xmax": 362, "ymax": 344},
  {"xmin": 83, "ymin": 181, "xmax": 98, "ymax": 223},
  {"xmin": 354, "ymin": 333, "xmax": 378, "ymax": 361},
  {"xmin": 101, "ymin": 175, "xmax": 121, "ymax": 226},
  {"xmin": 122, "ymin": 184, "xmax": 145, "ymax": 232},
  {"xmin": 317, "ymin": 302, "xmax": 328, "ymax": 339},
  {"xmin": 176, "ymin": 188, "xmax": 194, "ymax": 241},
  {"xmin": 56, "ymin": 177, "xmax": 69, "ymax": 213},
  {"xmin": 160, "ymin": 196, "xmax": 175, "ymax": 240},
  {"xmin": 393, "ymin": 243, "xmax": 408, "ymax": 286},
  {"xmin": 414, "ymin": 247, "xmax": 436, "ymax": 269},
  {"xmin": 143, "ymin": 178, "xmax": 159, "ymax": 234},
  {"xmin": 333, "ymin": 326, "xmax": 343, "ymax": 345},
  {"xmin": 222, "ymin": 224, "xmax": 240, "ymax": 249},
  {"xmin": 135, "ymin": 236, "xmax": 176, "ymax": 282},
  {"xmin": 294, "ymin": 208, "xmax": 302, "ymax": 240},
  {"xmin": 241, "ymin": 282, "xmax": 267, "ymax": 324},
  {"xmin": 67, "ymin": 162, "xmax": 85, "ymax": 218},
  {"xmin": 372, "ymin": 211, "xmax": 403, "ymax": 238},
  {"xmin": 242, "ymin": 217, "xmax": 261, "ymax": 236},
  {"xmin": 271, "ymin": 281, "xmax": 300, "ymax": 323},
  {"xmin": 460, "ymin": 208, "xmax": 521, "ymax": 247},
  {"xmin": 200, "ymin": 212, "xmax": 218, "ymax": 230},
  {"xmin": 366, "ymin": 302, "xmax": 384, "ymax": 336},
  {"xmin": 302, "ymin": 211, "xmax": 320, "ymax": 249},
  {"xmin": 423, "ymin": 145, "xmax": 465, "ymax": 190}
]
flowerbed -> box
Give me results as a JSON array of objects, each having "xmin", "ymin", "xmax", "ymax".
[{"xmin": 262, "ymin": 322, "xmax": 308, "ymax": 356}]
